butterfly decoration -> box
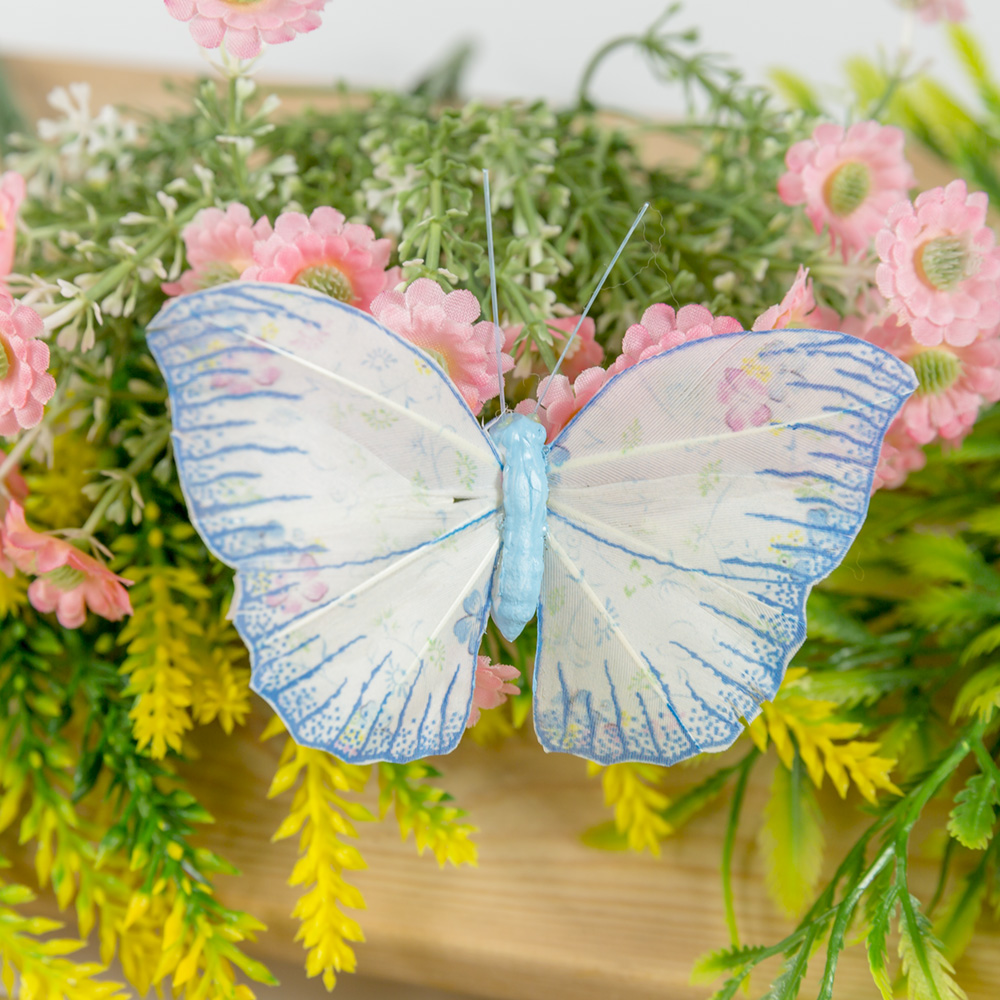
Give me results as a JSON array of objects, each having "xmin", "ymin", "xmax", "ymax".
[{"xmin": 147, "ymin": 275, "xmax": 916, "ymax": 767}]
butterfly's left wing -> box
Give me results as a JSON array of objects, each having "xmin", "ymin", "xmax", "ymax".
[
  {"xmin": 537, "ymin": 328, "xmax": 915, "ymax": 766},
  {"xmin": 148, "ymin": 283, "xmax": 502, "ymax": 763}
]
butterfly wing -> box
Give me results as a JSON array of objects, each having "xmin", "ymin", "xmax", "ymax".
[
  {"xmin": 147, "ymin": 283, "xmax": 502, "ymax": 762},
  {"xmin": 537, "ymin": 328, "xmax": 916, "ymax": 766}
]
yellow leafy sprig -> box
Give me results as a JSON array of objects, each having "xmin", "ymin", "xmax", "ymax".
[
  {"xmin": 265, "ymin": 717, "xmax": 373, "ymax": 991},
  {"xmin": 749, "ymin": 668, "xmax": 902, "ymax": 804},
  {"xmin": 0, "ymin": 870, "xmax": 127, "ymax": 1000},
  {"xmin": 587, "ymin": 762, "xmax": 672, "ymax": 855},
  {"xmin": 378, "ymin": 762, "xmax": 477, "ymax": 867},
  {"xmin": 119, "ymin": 567, "xmax": 251, "ymax": 757}
]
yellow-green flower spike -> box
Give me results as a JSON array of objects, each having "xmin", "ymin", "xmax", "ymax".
[
  {"xmin": 912, "ymin": 348, "xmax": 962, "ymax": 396},
  {"xmin": 918, "ymin": 236, "xmax": 974, "ymax": 291},
  {"xmin": 295, "ymin": 264, "xmax": 354, "ymax": 302},
  {"xmin": 824, "ymin": 161, "xmax": 870, "ymax": 217}
]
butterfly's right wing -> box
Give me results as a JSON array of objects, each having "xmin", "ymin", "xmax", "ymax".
[
  {"xmin": 148, "ymin": 284, "xmax": 502, "ymax": 762},
  {"xmin": 537, "ymin": 328, "xmax": 915, "ymax": 765}
]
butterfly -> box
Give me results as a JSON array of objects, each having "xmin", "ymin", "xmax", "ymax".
[{"xmin": 147, "ymin": 281, "xmax": 915, "ymax": 767}]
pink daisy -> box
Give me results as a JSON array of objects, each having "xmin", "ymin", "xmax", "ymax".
[
  {"xmin": 0, "ymin": 172, "xmax": 26, "ymax": 287},
  {"xmin": 0, "ymin": 294, "xmax": 56, "ymax": 437},
  {"xmin": 503, "ymin": 314, "xmax": 604, "ymax": 383},
  {"xmin": 1, "ymin": 501, "xmax": 133, "ymax": 628},
  {"xmin": 466, "ymin": 656, "xmax": 520, "ymax": 728},
  {"xmin": 860, "ymin": 312, "xmax": 1000, "ymax": 444},
  {"xmin": 876, "ymin": 180, "xmax": 1000, "ymax": 347},
  {"xmin": 243, "ymin": 207, "xmax": 393, "ymax": 313},
  {"xmin": 163, "ymin": 203, "xmax": 272, "ymax": 297},
  {"xmin": 370, "ymin": 279, "xmax": 514, "ymax": 415},
  {"xmin": 753, "ymin": 266, "xmax": 830, "ymax": 331},
  {"xmin": 872, "ymin": 421, "xmax": 928, "ymax": 492},
  {"xmin": 163, "ymin": 0, "xmax": 328, "ymax": 60},
  {"xmin": 896, "ymin": 0, "xmax": 967, "ymax": 23},
  {"xmin": 779, "ymin": 122, "xmax": 915, "ymax": 260},
  {"xmin": 517, "ymin": 365, "xmax": 611, "ymax": 443},
  {"xmin": 607, "ymin": 303, "xmax": 742, "ymax": 377}
]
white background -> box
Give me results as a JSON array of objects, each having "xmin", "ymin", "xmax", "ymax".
[{"xmin": 1, "ymin": 1, "xmax": 999, "ymax": 114}]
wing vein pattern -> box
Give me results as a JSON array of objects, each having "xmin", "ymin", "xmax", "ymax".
[
  {"xmin": 147, "ymin": 283, "xmax": 502, "ymax": 762},
  {"xmin": 535, "ymin": 328, "xmax": 916, "ymax": 765}
]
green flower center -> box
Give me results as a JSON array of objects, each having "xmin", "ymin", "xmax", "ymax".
[
  {"xmin": 0, "ymin": 338, "xmax": 9, "ymax": 381},
  {"xmin": 824, "ymin": 161, "xmax": 871, "ymax": 217},
  {"xmin": 294, "ymin": 265, "xmax": 354, "ymax": 302},
  {"xmin": 423, "ymin": 348, "xmax": 451, "ymax": 375},
  {"xmin": 197, "ymin": 262, "xmax": 241, "ymax": 289},
  {"xmin": 42, "ymin": 564, "xmax": 87, "ymax": 591},
  {"xmin": 917, "ymin": 236, "xmax": 975, "ymax": 291},
  {"xmin": 912, "ymin": 348, "xmax": 961, "ymax": 396}
]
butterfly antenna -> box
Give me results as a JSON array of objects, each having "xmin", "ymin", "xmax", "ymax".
[
  {"xmin": 483, "ymin": 169, "xmax": 506, "ymax": 416},
  {"xmin": 534, "ymin": 201, "xmax": 649, "ymax": 412}
]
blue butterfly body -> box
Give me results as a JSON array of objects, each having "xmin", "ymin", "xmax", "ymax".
[
  {"xmin": 148, "ymin": 283, "xmax": 916, "ymax": 767},
  {"xmin": 489, "ymin": 413, "xmax": 549, "ymax": 642}
]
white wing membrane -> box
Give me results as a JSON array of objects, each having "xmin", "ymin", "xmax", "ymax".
[
  {"xmin": 148, "ymin": 283, "xmax": 502, "ymax": 761},
  {"xmin": 538, "ymin": 329, "xmax": 916, "ymax": 765}
]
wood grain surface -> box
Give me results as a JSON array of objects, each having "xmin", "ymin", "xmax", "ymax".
[{"xmin": 2, "ymin": 54, "xmax": 998, "ymax": 1000}]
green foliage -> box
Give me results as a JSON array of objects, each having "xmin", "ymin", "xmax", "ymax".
[
  {"xmin": 948, "ymin": 772, "xmax": 999, "ymax": 850},
  {"xmin": 760, "ymin": 757, "xmax": 824, "ymax": 918}
]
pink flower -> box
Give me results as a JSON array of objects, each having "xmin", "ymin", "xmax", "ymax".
[
  {"xmin": 517, "ymin": 365, "xmax": 610, "ymax": 443},
  {"xmin": 860, "ymin": 312, "xmax": 1000, "ymax": 444},
  {"xmin": 503, "ymin": 314, "xmax": 604, "ymax": 383},
  {"xmin": 163, "ymin": 0, "xmax": 328, "ymax": 59},
  {"xmin": 779, "ymin": 122, "xmax": 915, "ymax": 259},
  {"xmin": 872, "ymin": 421, "xmax": 928, "ymax": 491},
  {"xmin": 163, "ymin": 203, "xmax": 272, "ymax": 297},
  {"xmin": 897, "ymin": 0, "xmax": 967, "ymax": 23},
  {"xmin": 1, "ymin": 501, "xmax": 132, "ymax": 628},
  {"xmin": 753, "ymin": 266, "xmax": 826, "ymax": 331},
  {"xmin": 876, "ymin": 180, "xmax": 1000, "ymax": 347},
  {"xmin": 607, "ymin": 303, "xmax": 742, "ymax": 377},
  {"xmin": 466, "ymin": 656, "xmax": 519, "ymax": 728},
  {"xmin": 0, "ymin": 172, "xmax": 26, "ymax": 287},
  {"xmin": 243, "ymin": 207, "xmax": 393, "ymax": 313},
  {"xmin": 371, "ymin": 278, "xmax": 513, "ymax": 415},
  {"xmin": 0, "ymin": 294, "xmax": 56, "ymax": 437}
]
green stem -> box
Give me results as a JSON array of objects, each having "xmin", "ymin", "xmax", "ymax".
[
  {"xmin": 424, "ymin": 152, "xmax": 444, "ymax": 273},
  {"xmin": 41, "ymin": 201, "xmax": 207, "ymax": 334},
  {"xmin": 79, "ymin": 423, "xmax": 170, "ymax": 536},
  {"xmin": 721, "ymin": 749, "xmax": 756, "ymax": 948}
]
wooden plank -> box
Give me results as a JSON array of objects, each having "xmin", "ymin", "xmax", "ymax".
[
  {"xmin": 187, "ymin": 708, "xmax": 1000, "ymax": 1000},
  {"xmin": 2, "ymin": 54, "xmax": 998, "ymax": 999}
]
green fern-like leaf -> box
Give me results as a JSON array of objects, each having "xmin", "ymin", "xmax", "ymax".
[
  {"xmin": 933, "ymin": 870, "xmax": 987, "ymax": 964},
  {"xmin": 690, "ymin": 944, "xmax": 767, "ymax": 985},
  {"xmin": 898, "ymin": 894, "xmax": 967, "ymax": 1000},
  {"xmin": 947, "ymin": 772, "xmax": 999, "ymax": 850},
  {"xmin": 952, "ymin": 663, "xmax": 1000, "ymax": 722},
  {"xmin": 760, "ymin": 758, "xmax": 824, "ymax": 918},
  {"xmin": 866, "ymin": 883, "xmax": 899, "ymax": 1000}
]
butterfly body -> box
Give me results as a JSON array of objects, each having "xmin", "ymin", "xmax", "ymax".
[
  {"xmin": 489, "ymin": 412, "xmax": 549, "ymax": 641},
  {"xmin": 148, "ymin": 283, "xmax": 916, "ymax": 767}
]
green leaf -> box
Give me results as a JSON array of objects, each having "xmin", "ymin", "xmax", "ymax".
[
  {"xmin": 760, "ymin": 757, "xmax": 824, "ymax": 918},
  {"xmin": 898, "ymin": 894, "xmax": 967, "ymax": 1000},
  {"xmin": 844, "ymin": 56, "xmax": 887, "ymax": 107},
  {"xmin": 960, "ymin": 625, "xmax": 1000, "ymax": 665},
  {"xmin": 866, "ymin": 884, "xmax": 900, "ymax": 1000},
  {"xmin": 947, "ymin": 772, "xmax": 999, "ymax": 850},
  {"xmin": 952, "ymin": 662, "xmax": 1000, "ymax": 722},
  {"xmin": 893, "ymin": 532, "xmax": 980, "ymax": 585},
  {"xmin": 933, "ymin": 870, "xmax": 986, "ymax": 964},
  {"xmin": 690, "ymin": 944, "xmax": 767, "ymax": 985},
  {"xmin": 660, "ymin": 760, "xmax": 739, "ymax": 831},
  {"xmin": 767, "ymin": 68, "xmax": 823, "ymax": 115}
]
